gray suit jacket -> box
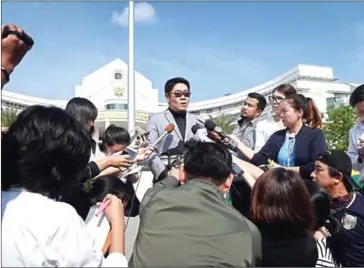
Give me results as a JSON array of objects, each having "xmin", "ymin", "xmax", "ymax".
[{"xmin": 145, "ymin": 109, "xmax": 198, "ymax": 178}]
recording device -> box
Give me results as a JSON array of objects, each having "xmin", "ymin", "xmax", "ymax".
[
  {"xmin": 204, "ymin": 119, "xmax": 238, "ymax": 149},
  {"xmin": 196, "ymin": 116, "xmax": 206, "ymax": 126},
  {"xmin": 139, "ymin": 131, "xmax": 150, "ymax": 139},
  {"xmin": 191, "ymin": 124, "xmax": 214, "ymax": 143},
  {"xmin": 2, "ymin": 26, "xmax": 34, "ymax": 47},
  {"xmin": 124, "ymin": 147, "xmax": 138, "ymax": 160},
  {"xmin": 232, "ymin": 163, "xmax": 245, "ymax": 176}
]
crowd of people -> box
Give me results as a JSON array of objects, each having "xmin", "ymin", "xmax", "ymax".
[{"xmin": 1, "ymin": 23, "xmax": 364, "ymax": 267}]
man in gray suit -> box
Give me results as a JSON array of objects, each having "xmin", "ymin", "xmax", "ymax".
[{"xmin": 146, "ymin": 77, "xmax": 198, "ymax": 182}]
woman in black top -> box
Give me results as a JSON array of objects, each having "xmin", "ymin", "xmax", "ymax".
[
  {"xmin": 62, "ymin": 98, "xmax": 133, "ymax": 219},
  {"xmin": 231, "ymin": 94, "xmax": 326, "ymax": 179},
  {"xmin": 250, "ymin": 168, "xmax": 318, "ymax": 267}
]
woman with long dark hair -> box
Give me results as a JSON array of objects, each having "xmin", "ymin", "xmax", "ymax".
[
  {"xmin": 250, "ymin": 168, "xmax": 318, "ymax": 266},
  {"xmin": 63, "ymin": 98, "xmax": 133, "ymax": 219},
  {"xmin": 305, "ymin": 180, "xmax": 347, "ymax": 267}
]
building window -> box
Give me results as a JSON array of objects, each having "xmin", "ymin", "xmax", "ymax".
[
  {"xmin": 114, "ymin": 72, "xmax": 123, "ymax": 80},
  {"xmin": 326, "ymin": 97, "xmax": 336, "ymax": 109},
  {"xmin": 106, "ymin": 103, "xmax": 128, "ymax": 110}
]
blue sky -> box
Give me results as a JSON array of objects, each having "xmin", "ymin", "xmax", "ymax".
[{"xmin": 2, "ymin": 2, "xmax": 363, "ymax": 102}]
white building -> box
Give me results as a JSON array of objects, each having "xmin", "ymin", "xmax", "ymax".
[{"xmin": 1, "ymin": 58, "xmax": 361, "ymax": 138}]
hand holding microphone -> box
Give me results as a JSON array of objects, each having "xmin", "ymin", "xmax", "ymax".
[
  {"xmin": 204, "ymin": 119, "xmax": 238, "ymax": 149},
  {"xmin": 148, "ymin": 123, "xmax": 175, "ymax": 151},
  {"xmin": 191, "ymin": 124, "xmax": 214, "ymax": 143}
]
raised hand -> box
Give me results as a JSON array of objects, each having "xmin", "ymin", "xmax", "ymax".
[{"xmin": 1, "ymin": 24, "xmax": 33, "ymax": 87}]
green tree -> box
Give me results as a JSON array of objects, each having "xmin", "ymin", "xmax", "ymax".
[
  {"xmin": 208, "ymin": 112, "xmax": 236, "ymax": 134},
  {"xmin": 1, "ymin": 107, "xmax": 19, "ymax": 128},
  {"xmin": 323, "ymin": 105, "xmax": 358, "ymax": 151}
]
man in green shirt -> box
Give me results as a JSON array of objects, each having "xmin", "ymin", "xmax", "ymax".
[{"xmin": 129, "ymin": 142, "xmax": 261, "ymax": 267}]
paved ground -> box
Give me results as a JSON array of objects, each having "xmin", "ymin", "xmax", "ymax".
[{"xmin": 124, "ymin": 171, "xmax": 154, "ymax": 260}]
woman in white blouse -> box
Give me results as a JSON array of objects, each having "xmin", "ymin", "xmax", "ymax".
[
  {"xmin": 1, "ymin": 105, "xmax": 128, "ymax": 267},
  {"xmin": 304, "ymin": 180, "xmax": 347, "ymax": 267},
  {"xmin": 254, "ymin": 84, "xmax": 297, "ymax": 152}
]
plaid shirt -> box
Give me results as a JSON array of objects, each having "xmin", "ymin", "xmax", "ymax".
[{"xmin": 232, "ymin": 118, "xmax": 259, "ymax": 150}]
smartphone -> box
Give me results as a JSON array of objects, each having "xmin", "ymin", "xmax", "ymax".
[
  {"xmin": 124, "ymin": 147, "xmax": 137, "ymax": 160},
  {"xmin": 231, "ymin": 163, "xmax": 244, "ymax": 176}
]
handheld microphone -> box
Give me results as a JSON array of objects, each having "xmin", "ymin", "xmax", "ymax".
[
  {"xmin": 191, "ymin": 124, "xmax": 214, "ymax": 143},
  {"xmin": 204, "ymin": 119, "xmax": 238, "ymax": 149},
  {"xmin": 196, "ymin": 116, "xmax": 206, "ymax": 126},
  {"xmin": 149, "ymin": 123, "xmax": 175, "ymax": 149},
  {"xmin": 204, "ymin": 120, "xmax": 228, "ymax": 139},
  {"xmin": 191, "ymin": 124, "xmax": 203, "ymax": 135}
]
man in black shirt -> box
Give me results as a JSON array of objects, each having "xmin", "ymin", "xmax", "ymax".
[
  {"xmin": 145, "ymin": 77, "xmax": 198, "ymax": 182},
  {"xmin": 311, "ymin": 150, "xmax": 364, "ymax": 267}
]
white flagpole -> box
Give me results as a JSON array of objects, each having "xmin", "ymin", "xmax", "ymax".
[{"xmin": 127, "ymin": 0, "xmax": 135, "ymax": 132}]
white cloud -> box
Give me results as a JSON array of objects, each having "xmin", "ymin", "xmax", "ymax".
[{"xmin": 111, "ymin": 2, "xmax": 156, "ymax": 27}]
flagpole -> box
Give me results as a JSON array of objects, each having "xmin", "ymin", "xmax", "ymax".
[{"xmin": 127, "ymin": 0, "xmax": 135, "ymax": 132}]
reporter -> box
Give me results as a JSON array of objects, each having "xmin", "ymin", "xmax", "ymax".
[
  {"xmin": 250, "ymin": 168, "xmax": 317, "ymax": 266},
  {"xmin": 130, "ymin": 142, "xmax": 262, "ymax": 267},
  {"xmin": 231, "ymin": 94, "xmax": 326, "ymax": 179},
  {"xmin": 1, "ymin": 106, "xmax": 127, "ymax": 267}
]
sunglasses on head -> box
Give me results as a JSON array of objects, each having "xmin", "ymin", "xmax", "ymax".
[
  {"xmin": 170, "ymin": 91, "xmax": 191, "ymax": 98},
  {"xmin": 269, "ymin": 95, "xmax": 284, "ymax": 103}
]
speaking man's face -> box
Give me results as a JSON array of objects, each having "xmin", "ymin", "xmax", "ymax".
[{"xmin": 166, "ymin": 83, "xmax": 191, "ymax": 113}]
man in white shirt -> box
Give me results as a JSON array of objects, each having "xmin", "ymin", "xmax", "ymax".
[{"xmin": 347, "ymin": 84, "xmax": 364, "ymax": 183}]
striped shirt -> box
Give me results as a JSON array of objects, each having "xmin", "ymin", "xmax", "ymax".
[{"xmin": 315, "ymin": 238, "xmax": 339, "ymax": 267}]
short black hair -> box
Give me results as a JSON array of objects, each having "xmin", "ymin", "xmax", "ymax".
[
  {"xmin": 349, "ymin": 84, "xmax": 364, "ymax": 107},
  {"xmin": 247, "ymin": 92, "xmax": 267, "ymax": 111},
  {"xmin": 1, "ymin": 105, "xmax": 91, "ymax": 199},
  {"xmin": 183, "ymin": 142, "xmax": 232, "ymax": 184},
  {"xmin": 164, "ymin": 77, "xmax": 190, "ymax": 94},
  {"xmin": 88, "ymin": 175, "xmax": 131, "ymax": 205},
  {"xmin": 304, "ymin": 180, "xmax": 347, "ymax": 266},
  {"xmin": 65, "ymin": 97, "xmax": 98, "ymax": 132},
  {"xmin": 100, "ymin": 124, "xmax": 130, "ymax": 152}
]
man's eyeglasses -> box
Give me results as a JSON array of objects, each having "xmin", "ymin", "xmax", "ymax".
[
  {"xmin": 170, "ymin": 91, "xmax": 191, "ymax": 98},
  {"xmin": 269, "ymin": 95, "xmax": 284, "ymax": 103}
]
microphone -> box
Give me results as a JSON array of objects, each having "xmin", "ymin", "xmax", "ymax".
[
  {"xmin": 149, "ymin": 123, "xmax": 175, "ymax": 149},
  {"xmin": 196, "ymin": 116, "xmax": 206, "ymax": 126},
  {"xmin": 191, "ymin": 124, "xmax": 203, "ymax": 135},
  {"xmin": 204, "ymin": 119, "xmax": 238, "ymax": 149},
  {"xmin": 191, "ymin": 124, "xmax": 214, "ymax": 143}
]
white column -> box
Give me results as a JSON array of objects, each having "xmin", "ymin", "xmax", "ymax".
[
  {"xmin": 105, "ymin": 118, "xmax": 110, "ymax": 129},
  {"xmin": 127, "ymin": 0, "xmax": 135, "ymax": 132},
  {"xmin": 93, "ymin": 126, "xmax": 100, "ymax": 141}
]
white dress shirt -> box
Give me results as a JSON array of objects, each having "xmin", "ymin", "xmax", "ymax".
[
  {"xmin": 1, "ymin": 189, "xmax": 128, "ymax": 267},
  {"xmin": 348, "ymin": 121, "xmax": 364, "ymax": 183},
  {"xmin": 254, "ymin": 118, "xmax": 281, "ymax": 152}
]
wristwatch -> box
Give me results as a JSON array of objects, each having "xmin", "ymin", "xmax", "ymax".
[{"xmin": 1, "ymin": 66, "xmax": 10, "ymax": 83}]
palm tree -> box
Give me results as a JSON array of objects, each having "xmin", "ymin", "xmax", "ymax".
[
  {"xmin": 208, "ymin": 112, "xmax": 236, "ymax": 134},
  {"xmin": 1, "ymin": 107, "xmax": 19, "ymax": 128}
]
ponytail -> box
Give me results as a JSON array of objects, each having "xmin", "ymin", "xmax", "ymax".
[
  {"xmin": 285, "ymin": 94, "xmax": 323, "ymax": 129},
  {"xmin": 305, "ymin": 97, "xmax": 322, "ymax": 129},
  {"xmin": 324, "ymin": 214, "xmax": 347, "ymax": 266},
  {"xmin": 99, "ymin": 124, "xmax": 130, "ymax": 153}
]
